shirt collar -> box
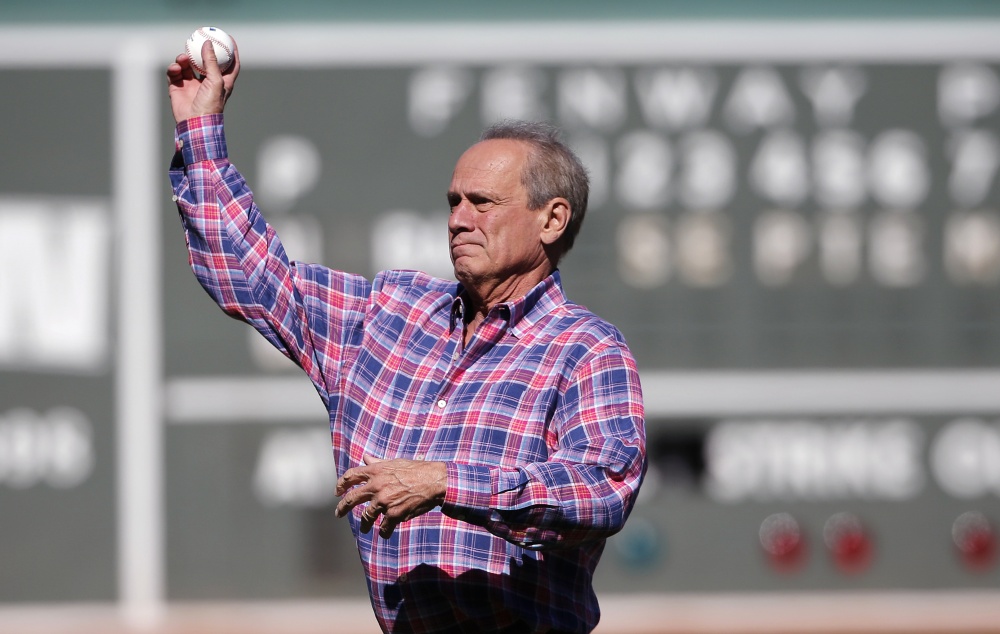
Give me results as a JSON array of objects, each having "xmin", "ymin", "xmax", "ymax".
[{"xmin": 449, "ymin": 270, "xmax": 567, "ymax": 338}]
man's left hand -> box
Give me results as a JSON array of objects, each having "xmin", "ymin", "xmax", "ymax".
[{"xmin": 335, "ymin": 454, "xmax": 447, "ymax": 538}]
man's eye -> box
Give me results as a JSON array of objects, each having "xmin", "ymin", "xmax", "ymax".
[
  {"xmin": 446, "ymin": 193, "xmax": 461, "ymax": 209},
  {"xmin": 468, "ymin": 195, "xmax": 493, "ymax": 210}
]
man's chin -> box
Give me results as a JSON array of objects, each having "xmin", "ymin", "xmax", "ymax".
[
  {"xmin": 452, "ymin": 266, "xmax": 471, "ymax": 285},
  {"xmin": 451, "ymin": 260, "xmax": 480, "ymax": 286}
]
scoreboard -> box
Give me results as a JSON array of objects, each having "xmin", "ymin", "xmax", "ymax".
[{"xmin": 1, "ymin": 21, "xmax": 999, "ymax": 629}]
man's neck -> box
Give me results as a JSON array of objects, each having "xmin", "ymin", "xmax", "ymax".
[{"xmin": 460, "ymin": 266, "xmax": 553, "ymax": 346}]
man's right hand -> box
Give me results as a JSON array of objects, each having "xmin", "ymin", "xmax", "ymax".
[{"xmin": 166, "ymin": 38, "xmax": 240, "ymax": 124}]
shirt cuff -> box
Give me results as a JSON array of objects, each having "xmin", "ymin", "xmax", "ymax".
[
  {"xmin": 442, "ymin": 462, "xmax": 494, "ymax": 516},
  {"xmin": 175, "ymin": 113, "xmax": 228, "ymax": 165}
]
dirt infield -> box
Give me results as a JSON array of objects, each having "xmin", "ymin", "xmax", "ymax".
[{"xmin": 2, "ymin": 592, "xmax": 1000, "ymax": 634}]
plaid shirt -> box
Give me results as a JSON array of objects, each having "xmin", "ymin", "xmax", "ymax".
[{"xmin": 170, "ymin": 114, "xmax": 646, "ymax": 634}]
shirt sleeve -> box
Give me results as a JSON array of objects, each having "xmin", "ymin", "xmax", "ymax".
[
  {"xmin": 168, "ymin": 114, "xmax": 370, "ymax": 400},
  {"xmin": 441, "ymin": 338, "xmax": 647, "ymax": 550}
]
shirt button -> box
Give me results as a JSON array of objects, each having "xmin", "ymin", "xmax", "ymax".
[
  {"xmin": 436, "ymin": 399, "xmax": 446, "ymax": 409},
  {"xmin": 171, "ymin": 195, "xmax": 178, "ymax": 202},
  {"xmin": 398, "ymin": 573, "xmax": 408, "ymax": 583},
  {"xmin": 414, "ymin": 453, "xmax": 425, "ymax": 461},
  {"xmin": 177, "ymin": 139, "xmax": 184, "ymax": 149}
]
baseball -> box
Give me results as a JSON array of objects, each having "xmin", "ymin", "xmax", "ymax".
[{"xmin": 185, "ymin": 26, "xmax": 235, "ymax": 74}]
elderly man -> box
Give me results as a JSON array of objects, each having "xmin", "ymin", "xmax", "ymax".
[{"xmin": 167, "ymin": 40, "xmax": 646, "ymax": 634}]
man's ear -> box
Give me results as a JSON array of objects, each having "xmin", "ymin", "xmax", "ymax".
[{"xmin": 540, "ymin": 197, "xmax": 571, "ymax": 246}]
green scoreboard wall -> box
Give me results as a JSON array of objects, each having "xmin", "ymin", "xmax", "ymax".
[{"xmin": 0, "ymin": 21, "xmax": 998, "ymax": 609}]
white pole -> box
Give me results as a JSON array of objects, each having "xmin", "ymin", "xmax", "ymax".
[{"xmin": 113, "ymin": 36, "xmax": 165, "ymax": 629}]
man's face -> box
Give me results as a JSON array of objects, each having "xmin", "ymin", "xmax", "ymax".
[{"xmin": 447, "ymin": 139, "xmax": 550, "ymax": 293}]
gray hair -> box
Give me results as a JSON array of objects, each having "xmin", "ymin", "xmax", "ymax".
[{"xmin": 479, "ymin": 120, "xmax": 589, "ymax": 259}]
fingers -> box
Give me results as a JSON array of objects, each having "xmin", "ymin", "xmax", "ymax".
[
  {"xmin": 166, "ymin": 39, "xmax": 239, "ymax": 122},
  {"xmin": 228, "ymin": 37, "xmax": 240, "ymax": 76},
  {"xmin": 334, "ymin": 457, "xmax": 446, "ymax": 538},
  {"xmin": 335, "ymin": 459, "xmax": 385, "ymax": 531},
  {"xmin": 201, "ymin": 40, "xmax": 221, "ymax": 77},
  {"xmin": 358, "ymin": 501, "xmax": 384, "ymax": 534},
  {"xmin": 377, "ymin": 510, "xmax": 408, "ymax": 539},
  {"xmin": 335, "ymin": 478, "xmax": 371, "ymax": 517},
  {"xmin": 336, "ymin": 464, "xmax": 370, "ymax": 496},
  {"xmin": 199, "ymin": 39, "xmax": 239, "ymax": 77},
  {"xmin": 166, "ymin": 54, "xmax": 194, "ymax": 84},
  {"xmin": 358, "ymin": 500, "xmax": 408, "ymax": 538},
  {"xmin": 334, "ymin": 459, "xmax": 380, "ymax": 517}
]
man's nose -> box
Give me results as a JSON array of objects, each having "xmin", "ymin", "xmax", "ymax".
[{"xmin": 448, "ymin": 200, "xmax": 474, "ymax": 230}]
